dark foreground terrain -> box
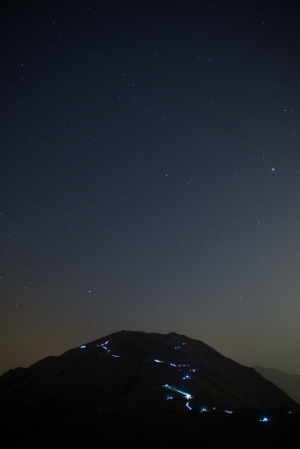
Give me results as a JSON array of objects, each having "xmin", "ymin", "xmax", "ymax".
[
  {"xmin": 1, "ymin": 331, "xmax": 299, "ymax": 448},
  {"xmin": 1, "ymin": 394, "xmax": 300, "ymax": 449}
]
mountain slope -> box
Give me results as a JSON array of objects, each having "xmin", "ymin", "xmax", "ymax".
[{"xmin": 254, "ymin": 366, "xmax": 300, "ymax": 404}]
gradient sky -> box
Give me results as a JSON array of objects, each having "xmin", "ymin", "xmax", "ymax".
[{"xmin": 1, "ymin": 0, "xmax": 300, "ymax": 376}]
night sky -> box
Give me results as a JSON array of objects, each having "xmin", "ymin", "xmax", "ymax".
[{"xmin": 1, "ymin": 0, "xmax": 300, "ymax": 376}]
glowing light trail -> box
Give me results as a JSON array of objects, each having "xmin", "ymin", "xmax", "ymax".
[{"xmin": 162, "ymin": 384, "xmax": 192, "ymax": 400}]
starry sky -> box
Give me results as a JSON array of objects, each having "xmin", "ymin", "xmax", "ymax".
[{"xmin": 1, "ymin": 0, "xmax": 300, "ymax": 376}]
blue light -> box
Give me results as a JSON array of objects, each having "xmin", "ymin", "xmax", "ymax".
[
  {"xmin": 260, "ymin": 417, "xmax": 268, "ymax": 422},
  {"xmin": 112, "ymin": 355, "xmax": 120, "ymax": 358},
  {"xmin": 162, "ymin": 384, "xmax": 192, "ymax": 400},
  {"xmin": 154, "ymin": 359, "xmax": 164, "ymax": 363},
  {"xmin": 186, "ymin": 401, "xmax": 192, "ymax": 410},
  {"xmin": 80, "ymin": 345, "xmax": 86, "ymax": 348}
]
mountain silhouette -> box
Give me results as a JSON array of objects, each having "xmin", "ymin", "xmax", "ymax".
[
  {"xmin": 0, "ymin": 331, "xmax": 299, "ymax": 448},
  {"xmin": 254, "ymin": 366, "xmax": 300, "ymax": 404}
]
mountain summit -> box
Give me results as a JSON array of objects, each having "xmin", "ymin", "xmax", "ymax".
[
  {"xmin": 1, "ymin": 330, "xmax": 296, "ymax": 410},
  {"xmin": 0, "ymin": 331, "xmax": 298, "ymax": 448}
]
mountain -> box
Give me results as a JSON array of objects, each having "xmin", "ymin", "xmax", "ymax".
[
  {"xmin": 0, "ymin": 331, "xmax": 299, "ymax": 448},
  {"xmin": 254, "ymin": 366, "xmax": 300, "ymax": 404}
]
